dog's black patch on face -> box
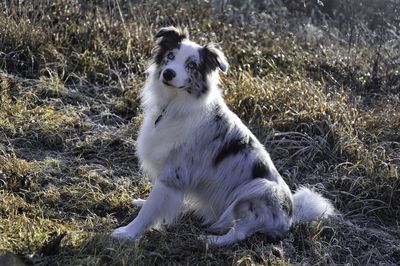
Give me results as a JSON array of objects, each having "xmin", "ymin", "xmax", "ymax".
[
  {"xmin": 214, "ymin": 137, "xmax": 252, "ymax": 166},
  {"xmin": 187, "ymin": 70, "xmax": 208, "ymax": 98},
  {"xmin": 199, "ymin": 46, "xmax": 221, "ymax": 77},
  {"xmin": 281, "ymin": 193, "xmax": 293, "ymax": 216},
  {"xmin": 185, "ymin": 57, "xmax": 198, "ymax": 71},
  {"xmin": 183, "ymin": 56, "xmax": 206, "ymax": 97},
  {"xmin": 154, "ymin": 27, "xmax": 187, "ymax": 65},
  {"xmin": 190, "ymin": 44, "xmax": 225, "ymax": 98},
  {"xmin": 185, "ymin": 46, "xmax": 219, "ymax": 98},
  {"xmin": 251, "ymin": 160, "xmax": 270, "ymax": 179},
  {"xmin": 155, "ymin": 45, "xmax": 179, "ymax": 66}
]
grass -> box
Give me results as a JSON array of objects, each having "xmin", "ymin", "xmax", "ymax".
[{"xmin": 0, "ymin": 0, "xmax": 399, "ymax": 265}]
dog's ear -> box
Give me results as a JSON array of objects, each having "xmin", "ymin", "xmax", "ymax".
[
  {"xmin": 155, "ymin": 26, "xmax": 189, "ymax": 39},
  {"xmin": 202, "ymin": 43, "xmax": 229, "ymax": 74},
  {"xmin": 154, "ymin": 26, "xmax": 188, "ymax": 48},
  {"xmin": 153, "ymin": 26, "xmax": 189, "ymax": 65}
]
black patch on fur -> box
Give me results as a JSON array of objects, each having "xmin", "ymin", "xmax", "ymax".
[
  {"xmin": 251, "ymin": 160, "xmax": 270, "ymax": 179},
  {"xmin": 154, "ymin": 114, "xmax": 163, "ymax": 125},
  {"xmin": 201, "ymin": 85, "xmax": 208, "ymax": 94},
  {"xmin": 155, "ymin": 44, "xmax": 180, "ymax": 66},
  {"xmin": 281, "ymin": 194, "xmax": 293, "ymax": 216},
  {"xmin": 212, "ymin": 129, "xmax": 228, "ymax": 142},
  {"xmin": 185, "ymin": 57, "xmax": 198, "ymax": 71},
  {"xmin": 154, "ymin": 27, "xmax": 187, "ymax": 65},
  {"xmin": 193, "ymin": 79, "xmax": 208, "ymax": 98},
  {"xmin": 199, "ymin": 45, "xmax": 221, "ymax": 76},
  {"xmin": 213, "ymin": 105, "xmax": 223, "ymax": 121},
  {"xmin": 154, "ymin": 108, "xmax": 166, "ymax": 126},
  {"xmin": 210, "ymin": 106, "xmax": 228, "ymax": 142},
  {"xmin": 214, "ymin": 137, "xmax": 251, "ymax": 166},
  {"xmin": 249, "ymin": 202, "xmax": 254, "ymax": 212},
  {"xmin": 192, "ymin": 45, "xmax": 222, "ymax": 98},
  {"xmin": 271, "ymin": 210, "xmax": 277, "ymax": 220},
  {"xmin": 264, "ymin": 198, "xmax": 272, "ymax": 207}
]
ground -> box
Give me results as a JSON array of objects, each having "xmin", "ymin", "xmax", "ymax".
[{"xmin": 0, "ymin": 0, "xmax": 399, "ymax": 265}]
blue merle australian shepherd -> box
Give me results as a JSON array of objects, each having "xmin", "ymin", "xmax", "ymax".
[{"xmin": 111, "ymin": 26, "xmax": 335, "ymax": 245}]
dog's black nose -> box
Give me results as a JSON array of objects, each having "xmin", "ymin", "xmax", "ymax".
[{"xmin": 163, "ymin": 69, "xmax": 176, "ymax": 81}]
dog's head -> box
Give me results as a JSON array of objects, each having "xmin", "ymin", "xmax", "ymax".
[{"xmin": 152, "ymin": 26, "xmax": 228, "ymax": 97}]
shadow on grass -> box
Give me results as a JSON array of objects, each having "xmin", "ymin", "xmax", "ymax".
[{"xmin": 29, "ymin": 214, "xmax": 289, "ymax": 266}]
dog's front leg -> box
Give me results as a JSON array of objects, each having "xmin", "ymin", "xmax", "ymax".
[{"xmin": 111, "ymin": 180, "xmax": 183, "ymax": 241}]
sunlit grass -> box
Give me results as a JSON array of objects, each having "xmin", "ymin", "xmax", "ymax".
[{"xmin": 0, "ymin": 0, "xmax": 399, "ymax": 265}]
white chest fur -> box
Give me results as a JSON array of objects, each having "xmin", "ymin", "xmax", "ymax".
[
  {"xmin": 136, "ymin": 105, "xmax": 206, "ymax": 180},
  {"xmin": 137, "ymin": 69, "xmax": 219, "ymax": 180}
]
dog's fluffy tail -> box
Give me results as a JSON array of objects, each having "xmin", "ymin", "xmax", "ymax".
[{"xmin": 292, "ymin": 187, "xmax": 335, "ymax": 223}]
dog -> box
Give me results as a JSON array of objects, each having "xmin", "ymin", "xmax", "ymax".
[{"xmin": 111, "ymin": 26, "xmax": 335, "ymax": 246}]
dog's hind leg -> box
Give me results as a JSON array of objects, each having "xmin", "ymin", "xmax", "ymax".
[
  {"xmin": 205, "ymin": 187, "xmax": 291, "ymax": 246},
  {"xmin": 112, "ymin": 181, "xmax": 183, "ymax": 241},
  {"xmin": 205, "ymin": 220, "xmax": 255, "ymax": 246},
  {"xmin": 205, "ymin": 199, "xmax": 263, "ymax": 245},
  {"xmin": 207, "ymin": 203, "xmax": 235, "ymax": 234}
]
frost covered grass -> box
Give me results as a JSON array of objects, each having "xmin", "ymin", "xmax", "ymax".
[{"xmin": 0, "ymin": 1, "xmax": 399, "ymax": 265}]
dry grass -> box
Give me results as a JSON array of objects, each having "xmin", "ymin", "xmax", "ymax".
[{"xmin": 0, "ymin": 0, "xmax": 399, "ymax": 265}]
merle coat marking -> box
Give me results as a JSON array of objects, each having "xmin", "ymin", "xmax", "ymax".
[{"xmin": 111, "ymin": 26, "xmax": 335, "ymax": 245}]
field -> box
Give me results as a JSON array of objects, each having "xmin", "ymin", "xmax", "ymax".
[{"xmin": 0, "ymin": 0, "xmax": 399, "ymax": 265}]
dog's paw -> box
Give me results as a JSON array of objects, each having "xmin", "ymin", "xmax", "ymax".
[
  {"xmin": 198, "ymin": 234, "xmax": 219, "ymax": 245},
  {"xmin": 205, "ymin": 235, "xmax": 220, "ymax": 245},
  {"xmin": 111, "ymin": 226, "xmax": 136, "ymax": 240},
  {"xmin": 131, "ymin": 198, "xmax": 146, "ymax": 207},
  {"xmin": 197, "ymin": 234, "xmax": 207, "ymax": 242}
]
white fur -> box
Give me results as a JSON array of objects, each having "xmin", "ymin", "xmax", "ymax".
[
  {"xmin": 159, "ymin": 40, "xmax": 202, "ymax": 88},
  {"xmin": 111, "ymin": 32, "xmax": 335, "ymax": 245},
  {"xmin": 292, "ymin": 187, "xmax": 335, "ymax": 223}
]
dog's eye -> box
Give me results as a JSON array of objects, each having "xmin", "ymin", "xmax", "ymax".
[
  {"xmin": 187, "ymin": 62, "xmax": 197, "ymax": 70},
  {"xmin": 167, "ymin": 52, "xmax": 175, "ymax": 60}
]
